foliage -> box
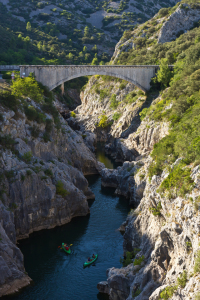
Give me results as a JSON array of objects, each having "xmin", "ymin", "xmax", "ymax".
[
  {"xmin": 194, "ymin": 250, "xmax": 200, "ymax": 274},
  {"xmin": 158, "ymin": 165, "xmax": 194, "ymax": 199},
  {"xmin": 44, "ymin": 168, "xmax": 53, "ymax": 178},
  {"xmin": 0, "ymin": 89, "xmax": 19, "ymax": 112},
  {"xmin": 56, "ymin": 180, "xmax": 69, "ymax": 197},
  {"xmin": 11, "ymin": 77, "xmax": 43, "ymax": 102},
  {"xmin": 26, "ymin": 169, "xmax": 32, "ymax": 176},
  {"xmin": 24, "ymin": 105, "xmax": 46, "ymax": 124},
  {"xmin": 159, "ymin": 285, "xmax": 178, "ymax": 300},
  {"xmin": 22, "ymin": 151, "xmax": 33, "ymax": 163},
  {"xmin": 71, "ymin": 111, "xmax": 76, "ymax": 118},
  {"xmin": 120, "ymin": 248, "xmax": 140, "ymax": 267},
  {"xmin": 0, "ymin": 134, "xmax": 16, "ymax": 151},
  {"xmin": 112, "ymin": 112, "xmax": 121, "ymax": 121},
  {"xmin": 133, "ymin": 255, "xmax": 145, "ymax": 266},
  {"xmin": 110, "ymin": 94, "xmax": 119, "ymax": 110},
  {"xmin": 132, "ymin": 288, "xmax": 141, "ymax": 298},
  {"xmin": 98, "ymin": 115, "xmax": 111, "ymax": 128},
  {"xmin": 156, "ymin": 58, "xmax": 173, "ymax": 89},
  {"xmin": 177, "ymin": 271, "xmax": 187, "ymax": 288},
  {"xmin": 30, "ymin": 125, "xmax": 40, "ymax": 138},
  {"xmin": 195, "ymin": 292, "xmax": 200, "ymax": 300},
  {"xmin": 43, "ymin": 132, "xmax": 51, "ymax": 143},
  {"xmin": 149, "ymin": 201, "xmax": 162, "ymax": 216}
]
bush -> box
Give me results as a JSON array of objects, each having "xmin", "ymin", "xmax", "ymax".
[
  {"xmin": 26, "ymin": 169, "xmax": 32, "ymax": 176},
  {"xmin": 24, "ymin": 105, "xmax": 46, "ymax": 123},
  {"xmin": 159, "ymin": 285, "xmax": 178, "ymax": 300},
  {"xmin": 0, "ymin": 90, "xmax": 19, "ymax": 112},
  {"xmin": 113, "ymin": 112, "xmax": 121, "ymax": 121},
  {"xmin": 11, "ymin": 77, "xmax": 44, "ymax": 102},
  {"xmin": 120, "ymin": 249, "xmax": 140, "ymax": 267},
  {"xmin": 0, "ymin": 134, "xmax": 16, "ymax": 151},
  {"xmin": 119, "ymin": 83, "xmax": 126, "ymax": 90},
  {"xmin": 158, "ymin": 165, "xmax": 194, "ymax": 199},
  {"xmin": 56, "ymin": 180, "xmax": 69, "ymax": 197},
  {"xmin": 44, "ymin": 168, "xmax": 53, "ymax": 177},
  {"xmin": 22, "ymin": 151, "xmax": 33, "ymax": 163},
  {"xmin": 149, "ymin": 201, "xmax": 162, "ymax": 216},
  {"xmin": 177, "ymin": 271, "xmax": 187, "ymax": 288},
  {"xmin": 110, "ymin": 94, "xmax": 119, "ymax": 110},
  {"xmin": 43, "ymin": 132, "xmax": 51, "ymax": 143},
  {"xmin": 195, "ymin": 292, "xmax": 200, "ymax": 300},
  {"xmin": 194, "ymin": 250, "xmax": 200, "ymax": 274},
  {"xmin": 98, "ymin": 115, "xmax": 112, "ymax": 128},
  {"xmin": 45, "ymin": 119, "xmax": 53, "ymax": 133},
  {"xmin": 30, "ymin": 125, "xmax": 40, "ymax": 138},
  {"xmin": 71, "ymin": 111, "xmax": 76, "ymax": 118},
  {"xmin": 133, "ymin": 255, "xmax": 145, "ymax": 266}
]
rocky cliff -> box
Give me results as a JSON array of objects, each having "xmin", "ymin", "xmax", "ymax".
[{"xmin": 0, "ymin": 82, "xmax": 98, "ymax": 296}]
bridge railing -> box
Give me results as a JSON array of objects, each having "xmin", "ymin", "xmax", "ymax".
[{"xmin": 0, "ymin": 65, "xmax": 20, "ymax": 71}]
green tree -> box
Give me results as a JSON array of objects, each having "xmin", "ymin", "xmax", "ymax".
[
  {"xmin": 83, "ymin": 46, "xmax": 87, "ymax": 52},
  {"xmin": 26, "ymin": 22, "xmax": 31, "ymax": 31},
  {"xmin": 68, "ymin": 53, "xmax": 74, "ymax": 61},
  {"xmin": 157, "ymin": 58, "xmax": 173, "ymax": 88},
  {"xmin": 11, "ymin": 77, "xmax": 43, "ymax": 102},
  {"xmin": 84, "ymin": 26, "xmax": 90, "ymax": 37},
  {"xmin": 91, "ymin": 57, "xmax": 98, "ymax": 65}
]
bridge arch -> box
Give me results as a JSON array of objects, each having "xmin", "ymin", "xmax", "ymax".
[{"xmin": 50, "ymin": 71, "xmax": 147, "ymax": 92}]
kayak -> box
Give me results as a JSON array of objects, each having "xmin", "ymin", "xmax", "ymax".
[
  {"xmin": 62, "ymin": 243, "xmax": 71, "ymax": 254},
  {"xmin": 83, "ymin": 254, "xmax": 98, "ymax": 267}
]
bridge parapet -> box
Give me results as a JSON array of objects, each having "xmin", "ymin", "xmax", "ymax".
[{"xmin": 0, "ymin": 65, "xmax": 20, "ymax": 71}]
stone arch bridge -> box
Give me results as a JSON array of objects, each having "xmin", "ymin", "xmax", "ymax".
[{"xmin": 0, "ymin": 65, "xmax": 173, "ymax": 92}]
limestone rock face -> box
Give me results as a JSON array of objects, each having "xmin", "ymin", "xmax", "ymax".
[
  {"xmin": 158, "ymin": 4, "xmax": 200, "ymax": 44},
  {"xmin": 0, "ymin": 207, "xmax": 31, "ymax": 297},
  {"xmin": 0, "ymin": 94, "xmax": 98, "ymax": 296},
  {"xmin": 98, "ymin": 155, "xmax": 200, "ymax": 299},
  {"xmin": 75, "ymin": 76, "xmax": 145, "ymax": 143}
]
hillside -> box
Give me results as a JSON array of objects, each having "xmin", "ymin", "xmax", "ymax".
[{"xmin": 0, "ymin": 0, "xmax": 179, "ymax": 65}]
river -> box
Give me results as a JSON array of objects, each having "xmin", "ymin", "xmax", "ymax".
[{"xmin": 8, "ymin": 144, "xmax": 130, "ymax": 300}]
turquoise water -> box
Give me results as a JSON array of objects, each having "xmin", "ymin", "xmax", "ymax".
[{"xmin": 8, "ymin": 147, "xmax": 129, "ymax": 300}]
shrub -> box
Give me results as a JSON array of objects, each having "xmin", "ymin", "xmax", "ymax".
[
  {"xmin": 30, "ymin": 125, "xmax": 40, "ymax": 138},
  {"xmin": 26, "ymin": 170, "xmax": 32, "ymax": 176},
  {"xmin": 0, "ymin": 134, "xmax": 16, "ymax": 151},
  {"xmin": 149, "ymin": 201, "xmax": 162, "ymax": 216},
  {"xmin": 110, "ymin": 94, "xmax": 119, "ymax": 110},
  {"xmin": 45, "ymin": 119, "xmax": 53, "ymax": 133},
  {"xmin": 71, "ymin": 111, "xmax": 76, "ymax": 118},
  {"xmin": 177, "ymin": 271, "xmax": 187, "ymax": 288},
  {"xmin": 132, "ymin": 288, "xmax": 141, "ymax": 298},
  {"xmin": 119, "ymin": 83, "xmax": 126, "ymax": 90},
  {"xmin": 98, "ymin": 115, "xmax": 111, "ymax": 128},
  {"xmin": 5, "ymin": 170, "xmax": 15, "ymax": 179},
  {"xmin": 56, "ymin": 180, "xmax": 69, "ymax": 197},
  {"xmin": 44, "ymin": 168, "xmax": 53, "ymax": 177},
  {"xmin": 120, "ymin": 248, "xmax": 140, "ymax": 267},
  {"xmin": 0, "ymin": 90, "xmax": 19, "ymax": 112},
  {"xmin": 43, "ymin": 132, "xmax": 50, "ymax": 143},
  {"xmin": 24, "ymin": 105, "xmax": 46, "ymax": 123},
  {"xmin": 21, "ymin": 174, "xmax": 25, "ymax": 181},
  {"xmin": 133, "ymin": 255, "xmax": 145, "ymax": 266},
  {"xmin": 159, "ymin": 285, "xmax": 178, "ymax": 300},
  {"xmin": 158, "ymin": 165, "xmax": 194, "ymax": 199},
  {"xmin": 22, "ymin": 151, "xmax": 33, "ymax": 163},
  {"xmin": 195, "ymin": 292, "xmax": 200, "ymax": 300},
  {"xmin": 11, "ymin": 77, "xmax": 43, "ymax": 102},
  {"xmin": 194, "ymin": 250, "xmax": 200, "ymax": 274},
  {"xmin": 113, "ymin": 112, "xmax": 121, "ymax": 121}
]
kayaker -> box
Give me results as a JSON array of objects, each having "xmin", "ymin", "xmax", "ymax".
[
  {"xmin": 92, "ymin": 254, "xmax": 95, "ymax": 258},
  {"xmin": 88, "ymin": 257, "xmax": 91, "ymax": 262},
  {"xmin": 65, "ymin": 244, "xmax": 69, "ymax": 251}
]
